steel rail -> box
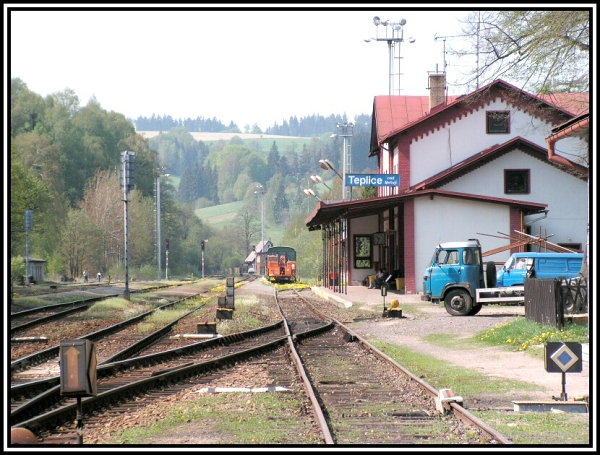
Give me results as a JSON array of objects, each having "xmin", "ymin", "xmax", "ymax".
[
  {"xmin": 293, "ymin": 289, "xmax": 513, "ymax": 445},
  {"xmin": 273, "ymin": 289, "xmax": 335, "ymax": 444}
]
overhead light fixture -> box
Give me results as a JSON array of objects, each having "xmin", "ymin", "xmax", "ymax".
[{"xmin": 399, "ymin": 18, "xmax": 406, "ymax": 26}]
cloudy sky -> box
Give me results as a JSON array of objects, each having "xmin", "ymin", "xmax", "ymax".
[{"xmin": 7, "ymin": 4, "xmax": 478, "ymax": 130}]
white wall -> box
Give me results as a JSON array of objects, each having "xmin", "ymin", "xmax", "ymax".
[
  {"xmin": 439, "ymin": 149, "xmax": 588, "ymax": 250},
  {"xmin": 414, "ymin": 196, "xmax": 511, "ymax": 293},
  {"xmin": 409, "ymin": 98, "xmax": 560, "ymax": 185}
]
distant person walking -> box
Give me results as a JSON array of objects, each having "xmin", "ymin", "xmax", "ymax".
[
  {"xmin": 97, "ymin": 272, "xmax": 102, "ymax": 282},
  {"xmin": 83, "ymin": 270, "xmax": 89, "ymax": 283}
]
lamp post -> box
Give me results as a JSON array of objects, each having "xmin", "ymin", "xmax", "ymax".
[
  {"xmin": 319, "ymin": 159, "xmax": 343, "ymax": 180},
  {"xmin": 365, "ymin": 16, "xmax": 415, "ymax": 95},
  {"xmin": 254, "ymin": 185, "xmax": 267, "ymax": 274},
  {"xmin": 334, "ymin": 122, "xmax": 354, "ymax": 201},
  {"xmin": 304, "ymin": 188, "xmax": 323, "ymax": 202},
  {"xmin": 156, "ymin": 169, "xmax": 170, "ymax": 280},
  {"xmin": 310, "ymin": 175, "xmax": 332, "ymax": 191},
  {"xmin": 310, "ymin": 175, "xmax": 332, "ymax": 201}
]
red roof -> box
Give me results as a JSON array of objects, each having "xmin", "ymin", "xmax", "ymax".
[
  {"xmin": 370, "ymin": 80, "xmax": 589, "ymax": 156},
  {"xmin": 371, "ymin": 95, "xmax": 459, "ymax": 154}
]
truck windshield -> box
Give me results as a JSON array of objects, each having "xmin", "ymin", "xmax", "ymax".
[{"xmin": 503, "ymin": 256, "xmax": 515, "ymax": 270}]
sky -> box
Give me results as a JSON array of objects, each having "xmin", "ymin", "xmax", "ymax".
[{"xmin": 7, "ymin": 4, "xmax": 477, "ymax": 131}]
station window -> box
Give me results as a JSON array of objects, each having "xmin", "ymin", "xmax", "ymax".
[
  {"xmin": 354, "ymin": 235, "xmax": 372, "ymax": 269},
  {"xmin": 505, "ymin": 169, "xmax": 530, "ymax": 194},
  {"xmin": 487, "ymin": 111, "xmax": 510, "ymax": 134}
]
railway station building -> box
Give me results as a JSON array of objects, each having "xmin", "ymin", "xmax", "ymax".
[{"xmin": 305, "ymin": 75, "xmax": 588, "ymax": 296}]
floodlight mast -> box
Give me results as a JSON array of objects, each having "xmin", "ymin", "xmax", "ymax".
[{"xmin": 365, "ymin": 16, "xmax": 415, "ymax": 95}]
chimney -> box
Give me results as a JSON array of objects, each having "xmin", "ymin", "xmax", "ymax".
[{"xmin": 429, "ymin": 72, "xmax": 446, "ymax": 110}]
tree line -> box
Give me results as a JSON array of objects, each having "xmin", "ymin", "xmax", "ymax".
[
  {"xmin": 10, "ymin": 77, "xmax": 377, "ymax": 285},
  {"xmin": 133, "ymin": 111, "xmax": 372, "ymax": 140}
]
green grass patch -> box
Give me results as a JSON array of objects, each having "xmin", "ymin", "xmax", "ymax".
[
  {"xmin": 133, "ymin": 308, "xmax": 192, "ymax": 334},
  {"xmin": 110, "ymin": 392, "xmax": 321, "ymax": 444},
  {"xmin": 419, "ymin": 317, "xmax": 588, "ymax": 361},
  {"xmin": 12, "ymin": 293, "xmax": 100, "ymax": 308},
  {"xmin": 477, "ymin": 316, "xmax": 588, "ymax": 352},
  {"xmin": 195, "ymin": 201, "xmax": 244, "ymax": 228},
  {"xmin": 370, "ymin": 341, "xmax": 542, "ymax": 397},
  {"xmin": 470, "ymin": 409, "xmax": 589, "ymax": 445},
  {"xmin": 83, "ymin": 298, "xmax": 149, "ymax": 320},
  {"xmin": 193, "ymin": 201, "xmax": 285, "ymax": 245},
  {"xmin": 216, "ymin": 295, "xmax": 280, "ymax": 335}
]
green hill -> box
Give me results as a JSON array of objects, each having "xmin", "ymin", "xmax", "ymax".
[{"xmin": 195, "ymin": 201, "xmax": 285, "ymax": 246}]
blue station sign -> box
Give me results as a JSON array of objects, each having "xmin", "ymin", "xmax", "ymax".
[{"xmin": 346, "ymin": 174, "xmax": 400, "ymax": 187}]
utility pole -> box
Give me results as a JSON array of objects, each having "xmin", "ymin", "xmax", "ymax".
[
  {"xmin": 120, "ymin": 151, "xmax": 135, "ymax": 300},
  {"xmin": 25, "ymin": 210, "xmax": 32, "ymax": 284}
]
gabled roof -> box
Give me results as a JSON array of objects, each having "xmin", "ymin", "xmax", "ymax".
[
  {"xmin": 370, "ymin": 79, "xmax": 589, "ymax": 157},
  {"xmin": 412, "ymin": 137, "xmax": 588, "ymax": 192},
  {"xmin": 370, "ymin": 95, "xmax": 460, "ymax": 155},
  {"xmin": 243, "ymin": 240, "xmax": 273, "ymax": 263}
]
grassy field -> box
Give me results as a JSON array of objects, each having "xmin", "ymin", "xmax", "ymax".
[
  {"xmin": 195, "ymin": 201, "xmax": 285, "ymax": 246},
  {"xmin": 150, "ymin": 132, "xmax": 321, "ymax": 246}
]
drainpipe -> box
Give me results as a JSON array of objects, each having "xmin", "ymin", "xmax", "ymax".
[{"xmin": 545, "ymin": 117, "xmax": 589, "ymax": 174}]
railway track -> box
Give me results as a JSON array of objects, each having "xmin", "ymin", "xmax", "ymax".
[{"xmin": 10, "ymin": 279, "xmax": 511, "ymax": 445}]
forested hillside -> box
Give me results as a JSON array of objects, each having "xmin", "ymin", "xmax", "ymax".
[{"xmin": 10, "ymin": 77, "xmax": 377, "ymax": 283}]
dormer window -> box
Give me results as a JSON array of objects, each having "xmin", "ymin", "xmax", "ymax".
[{"xmin": 487, "ymin": 111, "xmax": 510, "ymax": 134}]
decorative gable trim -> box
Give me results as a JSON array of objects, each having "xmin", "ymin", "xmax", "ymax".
[
  {"xmin": 411, "ymin": 137, "xmax": 587, "ymax": 191},
  {"xmin": 381, "ymin": 80, "xmax": 581, "ymax": 148}
]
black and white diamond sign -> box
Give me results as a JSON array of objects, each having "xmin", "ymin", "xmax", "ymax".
[{"xmin": 544, "ymin": 342, "xmax": 583, "ymax": 373}]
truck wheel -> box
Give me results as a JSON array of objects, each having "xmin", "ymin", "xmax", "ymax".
[
  {"xmin": 486, "ymin": 261, "xmax": 497, "ymax": 288},
  {"xmin": 468, "ymin": 303, "xmax": 483, "ymax": 315},
  {"xmin": 444, "ymin": 289, "xmax": 473, "ymax": 316}
]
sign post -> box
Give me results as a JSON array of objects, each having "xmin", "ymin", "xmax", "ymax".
[
  {"xmin": 59, "ymin": 340, "xmax": 97, "ymax": 444},
  {"xmin": 544, "ymin": 342, "xmax": 583, "ymax": 401}
]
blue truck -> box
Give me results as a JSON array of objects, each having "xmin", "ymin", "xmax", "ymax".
[
  {"xmin": 496, "ymin": 252, "xmax": 583, "ymax": 287},
  {"xmin": 422, "ymin": 239, "xmax": 583, "ymax": 316}
]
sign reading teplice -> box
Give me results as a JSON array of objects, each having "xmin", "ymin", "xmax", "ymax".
[{"xmin": 346, "ymin": 174, "xmax": 400, "ymax": 187}]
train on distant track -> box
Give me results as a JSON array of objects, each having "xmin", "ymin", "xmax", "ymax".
[{"xmin": 266, "ymin": 246, "xmax": 297, "ymax": 283}]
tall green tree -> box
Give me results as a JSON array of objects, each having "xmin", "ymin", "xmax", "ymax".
[
  {"xmin": 232, "ymin": 205, "xmax": 261, "ymax": 259},
  {"xmin": 10, "ymin": 145, "xmax": 51, "ymax": 257},
  {"xmin": 266, "ymin": 174, "xmax": 289, "ymax": 224},
  {"xmin": 61, "ymin": 208, "xmax": 104, "ymax": 279},
  {"xmin": 10, "ymin": 78, "xmax": 46, "ymax": 138},
  {"xmin": 455, "ymin": 10, "xmax": 589, "ymax": 94},
  {"xmin": 178, "ymin": 161, "xmax": 203, "ymax": 204},
  {"xmin": 267, "ymin": 141, "xmax": 280, "ymax": 176}
]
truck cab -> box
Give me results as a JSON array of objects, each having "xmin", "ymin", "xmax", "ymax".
[{"xmin": 423, "ymin": 239, "xmax": 485, "ymax": 316}]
